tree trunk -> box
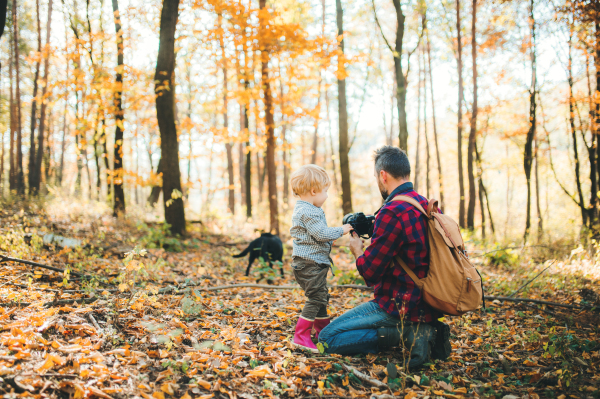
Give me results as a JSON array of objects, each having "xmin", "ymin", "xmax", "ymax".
[
  {"xmin": 392, "ymin": 0, "xmax": 408, "ymax": 151},
  {"xmin": 244, "ymin": 112, "xmax": 252, "ymax": 217},
  {"xmin": 426, "ymin": 29, "xmax": 444, "ymax": 207},
  {"xmin": 568, "ymin": 29, "xmax": 586, "ymax": 226},
  {"xmin": 59, "ymin": 99, "xmax": 67, "ymax": 186},
  {"xmin": 534, "ymin": 129, "xmax": 542, "ymax": 239},
  {"xmin": 155, "ymin": 0, "xmax": 185, "ymax": 235},
  {"xmin": 414, "ymin": 44, "xmax": 422, "ymax": 193},
  {"xmin": 257, "ymin": 0, "xmax": 278, "ymax": 232},
  {"xmin": 44, "ymin": 112, "xmax": 52, "ymax": 187},
  {"xmin": 93, "ymin": 114, "xmax": 102, "ymax": 199},
  {"xmin": 593, "ymin": 20, "xmax": 600, "ymax": 227},
  {"xmin": 28, "ymin": 0, "xmax": 42, "ymax": 195},
  {"xmin": 282, "ymin": 124, "xmax": 289, "ymax": 203},
  {"xmin": 9, "ymin": 24, "xmax": 14, "ymax": 192},
  {"xmin": 257, "ymin": 150, "xmax": 263, "ymax": 203},
  {"xmin": 242, "ymin": 46, "xmax": 252, "ymax": 217},
  {"xmin": 239, "ymin": 143, "xmax": 246, "ymax": 206},
  {"xmin": 479, "ymin": 176, "xmax": 485, "ymax": 239},
  {"xmin": 475, "ymin": 143, "xmax": 494, "ymax": 235},
  {"xmin": 336, "ymin": 0, "xmax": 352, "ymax": 214},
  {"xmin": 112, "ymin": 0, "xmax": 125, "ymax": 216},
  {"xmin": 311, "ymin": 76, "xmax": 321, "ymax": 165},
  {"xmin": 325, "ymin": 86, "xmax": 340, "ymax": 193},
  {"xmin": 219, "ymin": 14, "xmax": 235, "ymax": 215},
  {"xmin": 259, "ymin": 0, "xmax": 278, "ymax": 234},
  {"xmin": 523, "ymin": 0, "xmax": 536, "ymax": 242},
  {"xmin": 423, "ymin": 36, "xmax": 430, "ymax": 199},
  {"xmin": 34, "ymin": 0, "xmax": 53, "ymax": 195},
  {"xmin": 13, "ymin": 0, "xmax": 24, "ymax": 195},
  {"xmin": 466, "ymin": 0, "xmax": 477, "ymax": 229},
  {"xmin": 456, "ymin": 0, "xmax": 465, "ymax": 227}
]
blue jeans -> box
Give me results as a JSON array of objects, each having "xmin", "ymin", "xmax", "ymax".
[{"xmin": 318, "ymin": 301, "xmax": 435, "ymax": 368}]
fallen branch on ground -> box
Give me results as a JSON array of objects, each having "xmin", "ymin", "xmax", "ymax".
[
  {"xmin": 159, "ymin": 284, "xmax": 595, "ymax": 311},
  {"xmin": 509, "ymin": 260, "xmax": 556, "ymax": 297},
  {"xmin": 158, "ymin": 283, "xmax": 372, "ymax": 295},
  {"xmin": 486, "ymin": 296, "xmax": 594, "ymax": 310},
  {"xmin": 342, "ymin": 364, "xmax": 388, "ymax": 389},
  {"xmin": 0, "ymin": 255, "xmax": 113, "ymax": 287}
]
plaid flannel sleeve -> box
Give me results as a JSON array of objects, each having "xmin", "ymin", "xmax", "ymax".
[
  {"xmin": 356, "ymin": 207, "xmax": 404, "ymax": 286},
  {"xmin": 302, "ymin": 209, "xmax": 344, "ymax": 242}
]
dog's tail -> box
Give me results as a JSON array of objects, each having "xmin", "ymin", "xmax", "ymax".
[{"xmin": 232, "ymin": 245, "xmax": 251, "ymax": 258}]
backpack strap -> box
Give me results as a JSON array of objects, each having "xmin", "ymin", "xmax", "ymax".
[
  {"xmin": 394, "ymin": 255, "xmax": 424, "ymax": 288},
  {"xmin": 391, "ymin": 195, "xmax": 428, "ymax": 217},
  {"xmin": 390, "ymin": 195, "xmax": 430, "ymax": 287}
]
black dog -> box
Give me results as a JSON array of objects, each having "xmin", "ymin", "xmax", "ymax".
[{"xmin": 233, "ymin": 233, "xmax": 284, "ymax": 277}]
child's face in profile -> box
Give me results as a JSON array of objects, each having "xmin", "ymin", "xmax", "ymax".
[
  {"xmin": 299, "ymin": 185, "xmax": 329, "ymax": 208},
  {"xmin": 312, "ymin": 186, "xmax": 329, "ymax": 208}
]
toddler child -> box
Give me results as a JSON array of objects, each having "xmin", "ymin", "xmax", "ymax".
[{"xmin": 289, "ymin": 164, "xmax": 352, "ymax": 352}]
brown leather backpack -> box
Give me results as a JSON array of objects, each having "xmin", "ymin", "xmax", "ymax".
[{"xmin": 392, "ymin": 195, "xmax": 484, "ymax": 316}]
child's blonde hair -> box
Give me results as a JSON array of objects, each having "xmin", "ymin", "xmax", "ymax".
[{"xmin": 291, "ymin": 164, "xmax": 331, "ymax": 196}]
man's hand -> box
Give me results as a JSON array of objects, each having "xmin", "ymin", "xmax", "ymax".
[
  {"xmin": 341, "ymin": 224, "xmax": 353, "ymax": 235},
  {"xmin": 348, "ymin": 232, "xmax": 364, "ymax": 258}
]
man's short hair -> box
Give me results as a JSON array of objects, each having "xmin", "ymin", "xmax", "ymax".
[
  {"xmin": 290, "ymin": 164, "xmax": 331, "ymax": 196},
  {"xmin": 374, "ymin": 146, "xmax": 411, "ymax": 179}
]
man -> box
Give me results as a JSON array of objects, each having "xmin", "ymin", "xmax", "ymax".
[{"xmin": 318, "ymin": 146, "xmax": 451, "ymax": 368}]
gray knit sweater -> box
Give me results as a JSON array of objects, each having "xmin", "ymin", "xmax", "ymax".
[{"xmin": 290, "ymin": 200, "xmax": 343, "ymax": 266}]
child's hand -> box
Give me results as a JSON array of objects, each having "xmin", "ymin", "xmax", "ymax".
[{"xmin": 342, "ymin": 224, "xmax": 353, "ymax": 235}]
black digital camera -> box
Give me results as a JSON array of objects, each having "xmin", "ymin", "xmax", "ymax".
[{"xmin": 343, "ymin": 212, "xmax": 375, "ymax": 239}]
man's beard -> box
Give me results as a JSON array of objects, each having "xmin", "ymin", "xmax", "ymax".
[{"xmin": 377, "ymin": 179, "xmax": 388, "ymax": 200}]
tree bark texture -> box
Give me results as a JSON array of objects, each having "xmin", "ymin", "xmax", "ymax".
[
  {"xmin": 426, "ymin": 29, "xmax": 444, "ymax": 207},
  {"xmin": 112, "ymin": 0, "xmax": 125, "ymax": 216},
  {"xmin": 311, "ymin": 77, "xmax": 321, "ymax": 165},
  {"xmin": 9, "ymin": 24, "xmax": 14, "ymax": 191},
  {"xmin": 414, "ymin": 44, "xmax": 422, "ymax": 192},
  {"xmin": 593, "ymin": 20, "xmax": 600, "ymax": 226},
  {"xmin": 155, "ymin": 0, "xmax": 186, "ymax": 235},
  {"xmin": 220, "ymin": 14, "xmax": 235, "ymax": 215},
  {"xmin": 28, "ymin": 0, "xmax": 42, "ymax": 195},
  {"xmin": 466, "ymin": 0, "xmax": 477, "ymax": 229},
  {"xmin": 392, "ymin": 0, "xmax": 408, "ymax": 151},
  {"xmin": 523, "ymin": 0, "xmax": 536, "ymax": 242},
  {"xmin": 258, "ymin": 0, "xmax": 279, "ymax": 234},
  {"xmin": 336, "ymin": 0, "xmax": 352, "ymax": 215},
  {"xmin": 456, "ymin": 0, "xmax": 465, "ymax": 227},
  {"xmin": 568, "ymin": 30, "xmax": 586, "ymax": 226},
  {"xmin": 33, "ymin": 0, "xmax": 53, "ymax": 195},
  {"xmin": 13, "ymin": 0, "xmax": 24, "ymax": 195}
]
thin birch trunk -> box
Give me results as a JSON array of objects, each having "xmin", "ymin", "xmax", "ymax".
[
  {"xmin": 523, "ymin": 0, "xmax": 536, "ymax": 242},
  {"xmin": 414, "ymin": 44, "xmax": 422, "ymax": 193},
  {"xmin": 337, "ymin": 0, "xmax": 352, "ymax": 214},
  {"xmin": 466, "ymin": 0, "xmax": 477, "ymax": 229},
  {"xmin": 456, "ymin": 0, "xmax": 465, "ymax": 227},
  {"xmin": 13, "ymin": 0, "xmax": 24, "ymax": 195},
  {"xmin": 28, "ymin": 0, "xmax": 42, "ymax": 194},
  {"xmin": 426, "ymin": 28, "xmax": 444, "ymax": 206}
]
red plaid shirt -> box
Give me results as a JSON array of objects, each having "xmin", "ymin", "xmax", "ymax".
[{"xmin": 356, "ymin": 183, "xmax": 438, "ymax": 323}]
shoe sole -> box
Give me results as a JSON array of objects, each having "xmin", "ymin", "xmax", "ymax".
[{"xmin": 292, "ymin": 342, "xmax": 319, "ymax": 353}]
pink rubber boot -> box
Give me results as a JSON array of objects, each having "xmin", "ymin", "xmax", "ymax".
[
  {"xmin": 293, "ymin": 317, "xmax": 319, "ymax": 353},
  {"xmin": 313, "ymin": 317, "xmax": 330, "ymax": 341}
]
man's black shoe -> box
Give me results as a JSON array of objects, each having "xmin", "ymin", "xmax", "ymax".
[{"xmin": 431, "ymin": 321, "xmax": 451, "ymax": 361}]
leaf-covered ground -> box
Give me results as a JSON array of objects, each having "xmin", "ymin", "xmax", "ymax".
[{"xmin": 1, "ymin": 203, "xmax": 599, "ymax": 399}]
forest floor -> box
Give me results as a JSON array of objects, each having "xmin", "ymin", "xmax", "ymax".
[{"xmin": 0, "ymin": 200, "xmax": 599, "ymax": 399}]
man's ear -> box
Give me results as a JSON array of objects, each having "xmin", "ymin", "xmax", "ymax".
[{"xmin": 380, "ymin": 170, "xmax": 387, "ymax": 184}]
